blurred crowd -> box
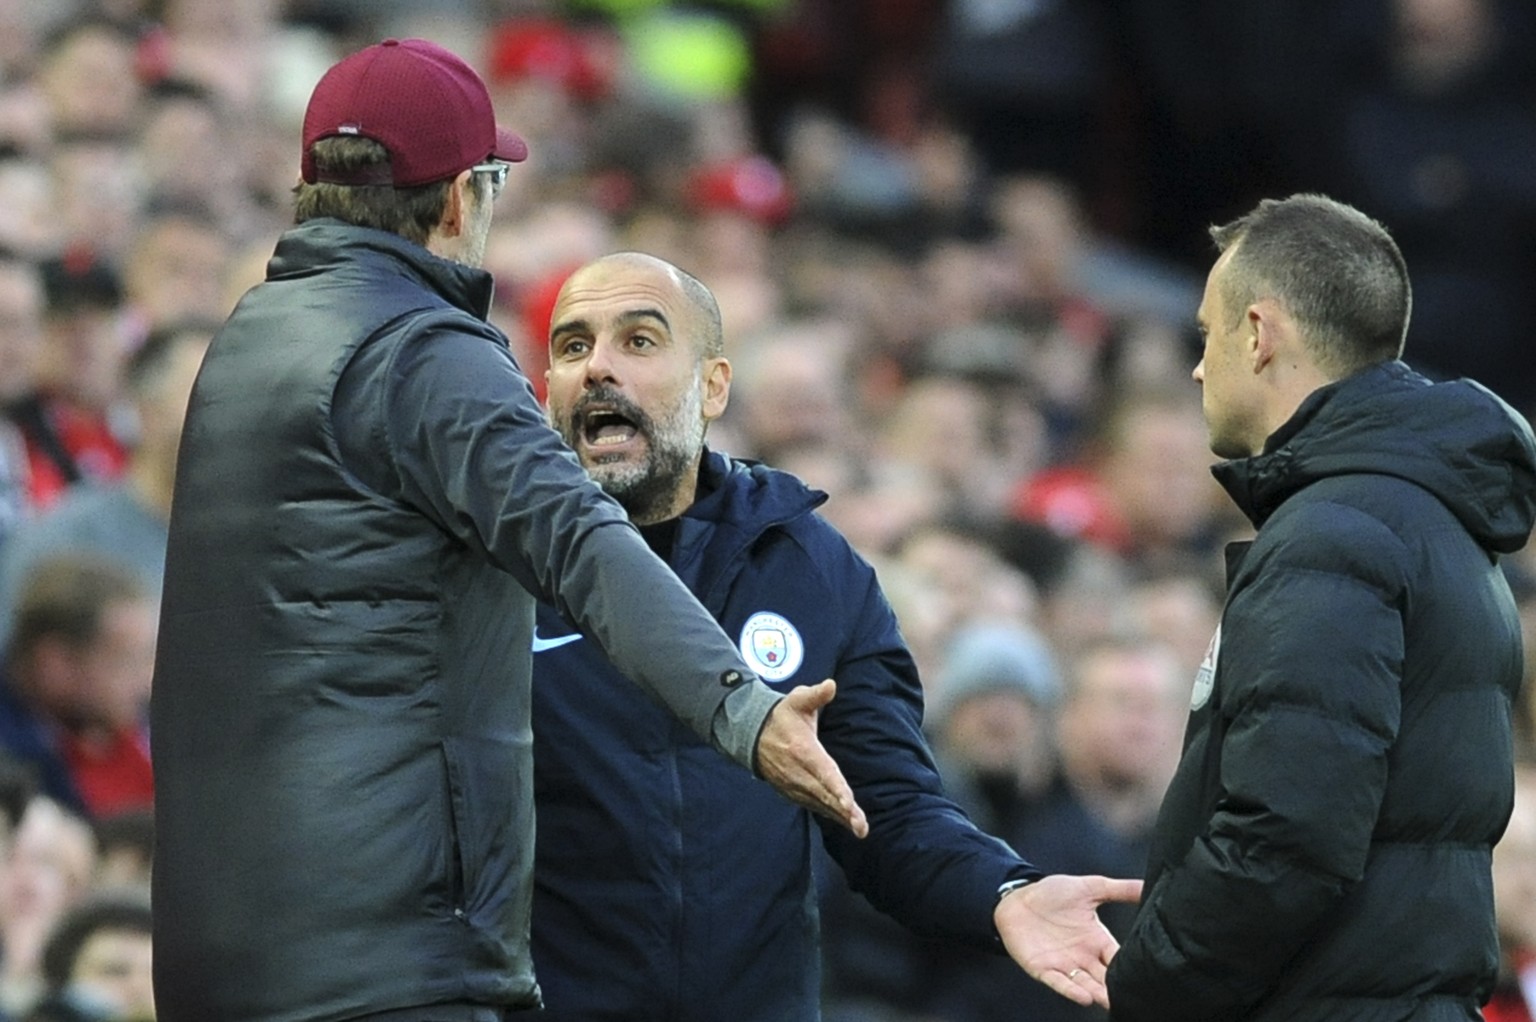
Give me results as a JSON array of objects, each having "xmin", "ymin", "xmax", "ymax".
[{"xmin": 0, "ymin": 0, "xmax": 1532, "ymax": 1020}]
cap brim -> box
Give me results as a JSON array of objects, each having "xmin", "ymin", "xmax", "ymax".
[{"xmin": 494, "ymin": 126, "xmax": 529, "ymax": 163}]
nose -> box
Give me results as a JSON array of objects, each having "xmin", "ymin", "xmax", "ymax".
[
  {"xmin": 1192, "ymin": 358, "xmax": 1205, "ymax": 384},
  {"xmin": 582, "ymin": 338, "xmax": 619, "ymax": 389}
]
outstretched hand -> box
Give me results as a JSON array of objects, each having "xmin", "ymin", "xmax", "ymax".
[
  {"xmin": 995, "ymin": 874, "xmax": 1144, "ymax": 1008},
  {"xmin": 754, "ymin": 679, "xmax": 869, "ymax": 838}
]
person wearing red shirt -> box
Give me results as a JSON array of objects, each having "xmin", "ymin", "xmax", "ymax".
[{"xmin": 0, "ymin": 553, "xmax": 155, "ymax": 820}]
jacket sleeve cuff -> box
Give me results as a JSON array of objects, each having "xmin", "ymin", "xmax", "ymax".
[{"xmin": 712, "ymin": 680, "xmax": 783, "ymax": 774}]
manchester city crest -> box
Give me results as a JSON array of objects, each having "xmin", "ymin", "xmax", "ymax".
[{"xmin": 738, "ymin": 611, "xmax": 804, "ymax": 682}]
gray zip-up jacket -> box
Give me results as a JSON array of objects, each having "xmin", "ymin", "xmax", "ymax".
[{"xmin": 151, "ymin": 221, "xmax": 781, "ymax": 1022}]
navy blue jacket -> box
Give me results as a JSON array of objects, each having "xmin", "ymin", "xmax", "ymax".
[
  {"xmin": 530, "ymin": 452, "xmax": 1035, "ymax": 1022},
  {"xmin": 1108, "ymin": 362, "xmax": 1536, "ymax": 1021}
]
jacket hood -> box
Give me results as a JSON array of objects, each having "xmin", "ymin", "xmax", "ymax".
[{"xmin": 1214, "ymin": 361, "xmax": 1536, "ymax": 554}]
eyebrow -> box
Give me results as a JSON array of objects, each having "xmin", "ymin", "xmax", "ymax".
[
  {"xmin": 616, "ymin": 308, "xmax": 671, "ymax": 333},
  {"xmin": 549, "ymin": 307, "xmax": 673, "ymax": 343}
]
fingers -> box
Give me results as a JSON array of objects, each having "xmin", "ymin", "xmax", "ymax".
[
  {"xmin": 801, "ymin": 742, "xmax": 869, "ymax": 837},
  {"xmin": 1048, "ymin": 963, "xmax": 1110, "ymax": 1009},
  {"xmin": 755, "ymin": 688, "xmax": 869, "ymax": 838},
  {"xmin": 1095, "ymin": 877, "xmax": 1145, "ymax": 904}
]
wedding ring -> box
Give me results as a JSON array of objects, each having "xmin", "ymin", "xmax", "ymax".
[{"xmin": 1068, "ymin": 969, "xmax": 1083, "ymax": 980}]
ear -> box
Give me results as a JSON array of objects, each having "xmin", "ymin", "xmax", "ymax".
[
  {"xmin": 1247, "ymin": 298, "xmax": 1282, "ymax": 373},
  {"xmin": 438, "ymin": 169, "xmax": 472, "ymax": 239},
  {"xmin": 702, "ymin": 356, "xmax": 731, "ymax": 421}
]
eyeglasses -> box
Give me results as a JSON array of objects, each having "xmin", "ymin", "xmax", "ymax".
[{"xmin": 470, "ymin": 160, "xmax": 511, "ymax": 199}]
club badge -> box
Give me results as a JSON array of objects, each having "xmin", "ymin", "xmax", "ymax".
[{"xmin": 738, "ymin": 611, "xmax": 804, "ymax": 682}]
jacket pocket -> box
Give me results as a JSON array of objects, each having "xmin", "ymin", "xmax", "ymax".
[{"xmin": 439, "ymin": 735, "xmax": 530, "ymax": 926}]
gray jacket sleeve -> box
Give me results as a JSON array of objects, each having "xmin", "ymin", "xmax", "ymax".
[{"xmin": 334, "ymin": 316, "xmax": 781, "ymax": 768}]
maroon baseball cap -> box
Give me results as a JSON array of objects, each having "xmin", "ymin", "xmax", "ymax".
[{"xmin": 301, "ymin": 38, "xmax": 529, "ymax": 188}]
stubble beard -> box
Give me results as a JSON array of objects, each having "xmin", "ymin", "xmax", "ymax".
[
  {"xmin": 454, "ymin": 182, "xmax": 494, "ymax": 269},
  {"xmin": 564, "ymin": 381, "xmax": 706, "ymax": 524}
]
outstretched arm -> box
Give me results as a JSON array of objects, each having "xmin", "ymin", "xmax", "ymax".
[{"xmin": 995, "ymin": 875, "xmax": 1144, "ymax": 1008}]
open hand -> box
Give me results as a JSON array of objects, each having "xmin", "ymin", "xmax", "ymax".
[
  {"xmin": 995, "ymin": 874, "xmax": 1144, "ymax": 1008},
  {"xmin": 754, "ymin": 679, "xmax": 868, "ymax": 838}
]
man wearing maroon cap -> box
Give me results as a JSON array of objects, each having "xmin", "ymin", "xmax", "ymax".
[{"xmin": 149, "ymin": 38, "xmax": 866, "ymax": 1022}]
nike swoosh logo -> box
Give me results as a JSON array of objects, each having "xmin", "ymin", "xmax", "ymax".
[{"xmin": 532, "ymin": 630, "xmax": 583, "ymax": 653}]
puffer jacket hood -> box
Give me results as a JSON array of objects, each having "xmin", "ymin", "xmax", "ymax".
[{"xmin": 1215, "ymin": 360, "xmax": 1536, "ymax": 553}]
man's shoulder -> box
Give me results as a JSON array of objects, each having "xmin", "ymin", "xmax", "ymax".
[
  {"xmin": 1245, "ymin": 480, "xmax": 1422, "ymax": 598},
  {"xmin": 1265, "ymin": 472, "xmax": 1442, "ymax": 552}
]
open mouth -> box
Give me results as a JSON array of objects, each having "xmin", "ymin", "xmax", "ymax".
[{"xmin": 581, "ymin": 407, "xmax": 641, "ymax": 447}]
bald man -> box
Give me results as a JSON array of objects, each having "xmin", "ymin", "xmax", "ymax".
[{"xmin": 529, "ymin": 252, "xmax": 1140, "ymax": 1022}]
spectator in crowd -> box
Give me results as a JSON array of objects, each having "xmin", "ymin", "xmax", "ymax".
[
  {"xmin": 86, "ymin": 808, "xmax": 150, "ymax": 893},
  {"xmin": 0, "ymin": 555, "xmax": 155, "ymax": 820},
  {"xmin": 875, "ymin": 632, "xmax": 1184, "ymax": 1022},
  {"xmin": 47, "ymin": 139, "xmax": 143, "ymax": 267},
  {"xmin": 119, "ymin": 209, "xmax": 231, "ymax": 332},
  {"xmin": 0, "ymin": 257, "xmax": 45, "ymax": 538},
  {"xmin": 825, "ymin": 625, "xmax": 1182, "ymax": 1022},
  {"xmin": 0, "ymin": 796, "xmax": 97, "ymax": 1018},
  {"xmin": 17, "ymin": 257, "xmax": 135, "ymax": 512},
  {"xmin": 36, "ymin": 17, "xmax": 143, "ymax": 140},
  {"xmin": 1124, "ymin": 564, "xmax": 1224, "ymax": 676},
  {"xmin": 0, "ymin": 157, "xmax": 57, "ymax": 259},
  {"xmin": 721, "ymin": 315, "xmax": 858, "ymax": 466},
  {"xmin": 1014, "ymin": 383, "xmax": 1228, "ymax": 571},
  {"xmin": 531, "ymin": 251, "xmax": 1138, "ymax": 1021},
  {"xmin": 1052, "ymin": 637, "xmax": 1187, "ymax": 894},
  {"xmin": 150, "ymin": 38, "xmax": 864, "ymax": 1022},
  {"xmin": 876, "ymin": 355, "xmax": 1049, "ymax": 525},
  {"xmin": 969, "ymin": 636, "xmax": 1181, "ymax": 1022},
  {"xmin": 1323, "ymin": 0, "xmax": 1536, "ymax": 413},
  {"xmin": 22, "ymin": 890, "xmax": 152, "ymax": 1022},
  {"xmin": 888, "ymin": 520, "xmax": 1041, "ymax": 684},
  {"xmin": 924, "ymin": 623, "xmax": 1064, "ymax": 840},
  {"xmin": 134, "ymin": 81, "xmax": 261, "ymax": 243},
  {"xmin": 1107, "ymin": 194, "xmax": 1536, "ymax": 1020},
  {"xmin": 0, "ymin": 324, "xmax": 211, "ymax": 646}
]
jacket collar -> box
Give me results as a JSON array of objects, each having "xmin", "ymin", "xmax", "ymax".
[
  {"xmin": 267, "ymin": 218, "xmax": 496, "ymax": 320},
  {"xmin": 1211, "ymin": 359, "xmax": 1536, "ymax": 552},
  {"xmin": 669, "ymin": 450, "xmax": 826, "ymax": 609}
]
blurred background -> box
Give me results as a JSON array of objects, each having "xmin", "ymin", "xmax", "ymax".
[{"xmin": 0, "ymin": 1, "xmax": 1534, "ymax": 1019}]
